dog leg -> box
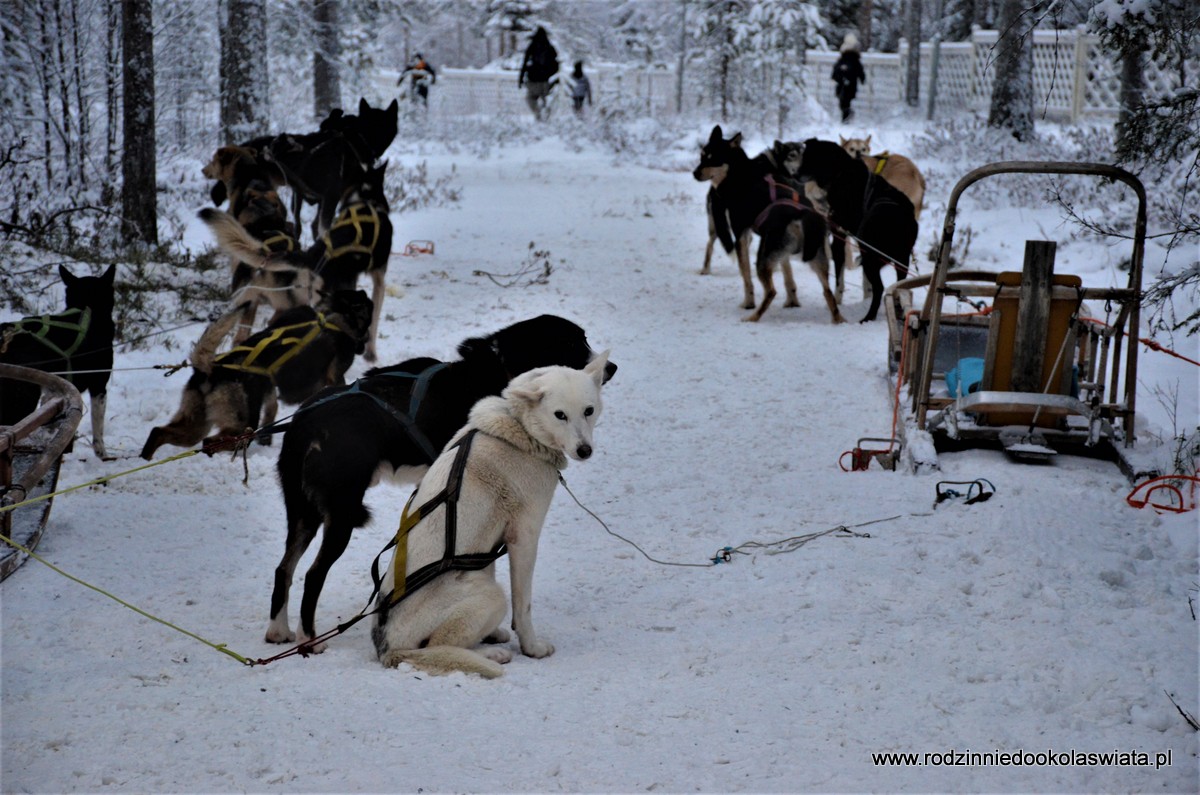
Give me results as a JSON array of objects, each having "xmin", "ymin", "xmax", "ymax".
[
  {"xmin": 90, "ymin": 391, "xmax": 108, "ymax": 459},
  {"xmin": 701, "ymin": 233, "xmax": 715, "ymax": 275},
  {"xmin": 861, "ymin": 256, "xmax": 886, "ymax": 323},
  {"xmin": 744, "ymin": 238, "xmax": 780, "ymax": 323},
  {"xmin": 266, "ymin": 511, "xmax": 321, "ymax": 644},
  {"xmin": 735, "ymin": 233, "xmax": 755, "ymax": 310},
  {"xmin": 781, "ymin": 258, "xmax": 800, "ymax": 308},
  {"xmin": 365, "ymin": 266, "xmax": 386, "ymax": 363},
  {"xmin": 506, "ymin": 525, "xmax": 553, "ymax": 658},
  {"xmin": 296, "ymin": 517, "xmax": 357, "ymax": 651},
  {"xmin": 139, "ymin": 390, "xmax": 211, "ymax": 460},
  {"xmin": 808, "ymin": 255, "xmax": 845, "ymax": 325}
]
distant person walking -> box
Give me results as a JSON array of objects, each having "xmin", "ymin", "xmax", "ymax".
[
  {"xmin": 568, "ymin": 60, "xmax": 592, "ymax": 115},
  {"xmin": 831, "ymin": 33, "xmax": 866, "ymax": 122},
  {"xmin": 398, "ymin": 52, "xmax": 437, "ymax": 108},
  {"xmin": 518, "ymin": 26, "xmax": 559, "ymax": 121}
]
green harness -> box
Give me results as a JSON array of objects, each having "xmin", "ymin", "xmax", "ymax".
[
  {"xmin": 214, "ymin": 313, "xmax": 341, "ymax": 379},
  {"xmin": 0, "ymin": 307, "xmax": 93, "ymax": 376}
]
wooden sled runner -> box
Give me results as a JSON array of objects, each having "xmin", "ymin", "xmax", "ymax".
[{"xmin": 0, "ymin": 363, "xmax": 84, "ymax": 581}]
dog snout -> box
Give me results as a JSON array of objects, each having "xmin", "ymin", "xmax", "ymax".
[{"xmin": 576, "ymin": 444, "xmax": 592, "ymax": 460}]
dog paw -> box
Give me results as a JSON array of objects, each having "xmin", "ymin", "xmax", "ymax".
[
  {"xmin": 484, "ymin": 627, "xmax": 511, "ymax": 644},
  {"xmin": 784, "ymin": 299, "xmax": 800, "ymax": 308},
  {"xmin": 264, "ymin": 624, "xmax": 296, "ymax": 644},
  {"xmin": 741, "ymin": 313, "xmax": 761, "ymax": 323},
  {"xmin": 298, "ymin": 637, "xmax": 327, "ymax": 655},
  {"xmin": 481, "ymin": 646, "xmax": 513, "ymax": 664},
  {"xmin": 520, "ymin": 639, "xmax": 555, "ymax": 659}
]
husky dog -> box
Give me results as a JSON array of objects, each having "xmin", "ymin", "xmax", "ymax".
[
  {"xmin": 693, "ymin": 126, "xmax": 841, "ymax": 323},
  {"xmin": 371, "ymin": 354, "xmax": 610, "ymax": 677},
  {"xmin": 266, "ymin": 314, "xmax": 616, "ymax": 648},
  {"xmin": 139, "ymin": 290, "xmax": 373, "ymax": 460},
  {"xmin": 839, "ymin": 135, "xmax": 926, "ymax": 219},
  {"xmin": 199, "ymin": 162, "xmax": 392, "ymax": 362},
  {"xmin": 0, "ymin": 265, "xmax": 117, "ymax": 458},
  {"xmin": 796, "ymin": 138, "xmax": 918, "ymax": 322}
]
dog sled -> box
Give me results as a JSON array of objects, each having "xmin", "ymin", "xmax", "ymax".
[
  {"xmin": 0, "ymin": 363, "xmax": 84, "ymax": 581},
  {"xmin": 883, "ymin": 161, "xmax": 1154, "ymax": 479}
]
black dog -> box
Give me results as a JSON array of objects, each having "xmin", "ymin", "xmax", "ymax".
[
  {"xmin": 208, "ymin": 99, "xmax": 398, "ymax": 242},
  {"xmin": 795, "ymin": 138, "xmax": 918, "ymax": 322},
  {"xmin": 266, "ymin": 315, "xmax": 618, "ymax": 648},
  {"xmin": 139, "ymin": 290, "xmax": 373, "ymax": 460},
  {"xmin": 693, "ymin": 126, "xmax": 838, "ymax": 323},
  {"xmin": 0, "ymin": 264, "xmax": 116, "ymax": 458}
]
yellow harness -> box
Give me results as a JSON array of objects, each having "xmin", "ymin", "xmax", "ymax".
[
  {"xmin": 872, "ymin": 153, "xmax": 890, "ymax": 175},
  {"xmin": 215, "ymin": 313, "xmax": 340, "ymax": 379},
  {"xmin": 321, "ymin": 203, "xmax": 381, "ymax": 262},
  {"xmin": 260, "ymin": 231, "xmax": 297, "ymax": 255}
]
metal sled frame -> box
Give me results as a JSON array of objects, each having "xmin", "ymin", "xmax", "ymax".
[{"xmin": 885, "ymin": 161, "xmax": 1146, "ymax": 467}]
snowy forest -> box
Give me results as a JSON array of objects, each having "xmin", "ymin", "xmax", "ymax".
[{"xmin": 0, "ymin": 1, "xmax": 1195, "ymax": 287}]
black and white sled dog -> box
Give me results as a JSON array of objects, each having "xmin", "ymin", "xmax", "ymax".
[
  {"xmin": 371, "ymin": 354, "xmax": 611, "ymax": 678},
  {"xmin": 267, "ymin": 315, "xmax": 618, "ymax": 649}
]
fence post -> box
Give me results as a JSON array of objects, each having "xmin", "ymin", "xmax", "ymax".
[{"xmin": 1072, "ymin": 25, "xmax": 1088, "ymax": 123}]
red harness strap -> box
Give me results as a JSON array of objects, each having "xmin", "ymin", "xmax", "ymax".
[{"xmin": 751, "ymin": 175, "xmax": 811, "ymax": 233}]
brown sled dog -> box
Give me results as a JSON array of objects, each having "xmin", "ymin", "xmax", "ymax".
[
  {"xmin": 139, "ymin": 290, "xmax": 373, "ymax": 459},
  {"xmin": 839, "ymin": 136, "xmax": 926, "ymax": 219}
]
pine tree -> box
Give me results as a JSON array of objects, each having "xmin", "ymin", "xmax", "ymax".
[
  {"xmin": 313, "ymin": 0, "xmax": 342, "ymax": 119},
  {"xmin": 986, "ymin": 0, "xmax": 1038, "ymax": 141}
]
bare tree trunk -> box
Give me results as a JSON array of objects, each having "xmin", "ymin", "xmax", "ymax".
[
  {"xmin": 52, "ymin": 0, "xmax": 76, "ymax": 188},
  {"xmin": 857, "ymin": 0, "xmax": 874, "ymax": 53},
  {"xmin": 904, "ymin": 0, "xmax": 921, "ymax": 107},
  {"xmin": 34, "ymin": 3, "xmax": 54, "ymax": 187},
  {"xmin": 104, "ymin": 0, "xmax": 120, "ymax": 196},
  {"xmin": 987, "ymin": 0, "xmax": 1035, "ymax": 141},
  {"xmin": 1116, "ymin": 39, "xmax": 1147, "ymax": 153},
  {"xmin": 121, "ymin": 0, "xmax": 156, "ymax": 244},
  {"xmin": 221, "ymin": 0, "xmax": 268, "ymax": 141},
  {"xmin": 69, "ymin": 0, "xmax": 88, "ymax": 189},
  {"xmin": 313, "ymin": 0, "xmax": 341, "ymax": 119}
]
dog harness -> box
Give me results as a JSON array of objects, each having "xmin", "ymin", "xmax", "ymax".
[
  {"xmin": 872, "ymin": 153, "xmax": 889, "ymax": 176},
  {"xmin": 260, "ymin": 230, "xmax": 297, "ymax": 255},
  {"xmin": 0, "ymin": 308, "xmax": 93, "ymax": 374},
  {"xmin": 279, "ymin": 362, "xmax": 448, "ymax": 461},
  {"xmin": 368, "ymin": 428, "xmax": 508, "ymax": 613},
  {"xmin": 751, "ymin": 174, "xmax": 813, "ymax": 233},
  {"xmin": 214, "ymin": 312, "xmax": 341, "ymax": 379},
  {"xmin": 319, "ymin": 202, "xmax": 382, "ymax": 264}
]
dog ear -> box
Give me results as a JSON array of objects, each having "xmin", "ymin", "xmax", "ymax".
[
  {"xmin": 839, "ymin": 135, "xmax": 847, "ymax": 146},
  {"xmin": 709, "ymin": 125, "xmax": 722, "ymax": 143},
  {"xmin": 100, "ymin": 263, "xmax": 117, "ymax": 285},
  {"xmin": 385, "ymin": 98, "xmax": 398, "ymax": 116},
  {"xmin": 507, "ymin": 386, "xmax": 543, "ymax": 407},
  {"xmin": 583, "ymin": 350, "xmax": 610, "ymax": 388},
  {"xmin": 359, "ymin": 97, "xmax": 370, "ymax": 116},
  {"xmin": 864, "ymin": 134, "xmax": 871, "ymax": 148},
  {"xmin": 730, "ymin": 133, "xmax": 743, "ymax": 148},
  {"xmin": 58, "ymin": 264, "xmax": 77, "ymax": 286}
]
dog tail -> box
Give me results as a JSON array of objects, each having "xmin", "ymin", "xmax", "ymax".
[
  {"xmin": 190, "ymin": 303, "xmax": 251, "ymax": 373},
  {"xmin": 379, "ymin": 646, "xmax": 504, "ymax": 679},
  {"xmin": 198, "ymin": 207, "xmax": 270, "ymax": 267}
]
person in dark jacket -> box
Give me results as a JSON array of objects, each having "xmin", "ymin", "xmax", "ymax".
[
  {"xmin": 831, "ymin": 33, "xmax": 866, "ymax": 122},
  {"xmin": 518, "ymin": 26, "xmax": 559, "ymax": 121},
  {"xmin": 398, "ymin": 52, "xmax": 437, "ymax": 108}
]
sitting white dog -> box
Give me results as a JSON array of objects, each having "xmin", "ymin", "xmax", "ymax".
[{"xmin": 371, "ymin": 353, "xmax": 610, "ymax": 678}]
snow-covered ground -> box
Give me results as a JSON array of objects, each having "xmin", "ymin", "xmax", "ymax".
[{"xmin": 2, "ymin": 114, "xmax": 1197, "ymax": 793}]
